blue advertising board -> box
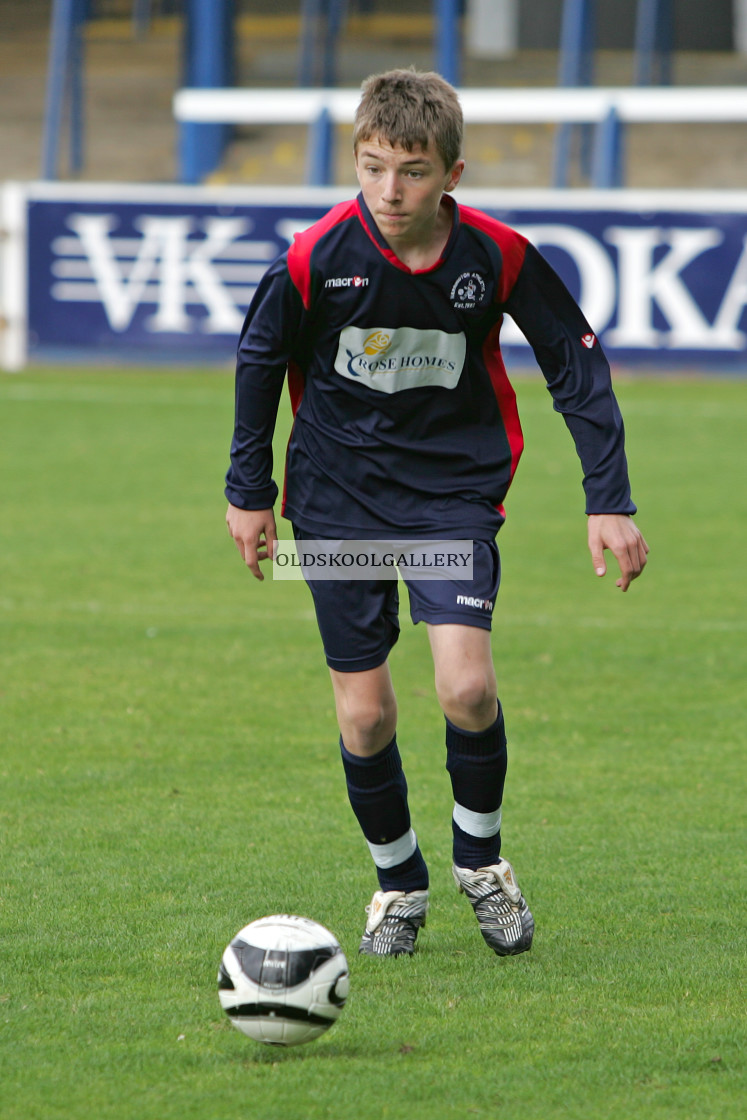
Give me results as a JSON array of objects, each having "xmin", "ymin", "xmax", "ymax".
[{"xmin": 22, "ymin": 184, "xmax": 747, "ymax": 368}]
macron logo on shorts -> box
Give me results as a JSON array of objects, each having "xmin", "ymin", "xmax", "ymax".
[{"xmin": 456, "ymin": 594, "xmax": 493, "ymax": 611}]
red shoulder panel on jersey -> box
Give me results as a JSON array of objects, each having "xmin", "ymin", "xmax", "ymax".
[
  {"xmin": 458, "ymin": 205, "xmax": 529, "ymax": 304},
  {"xmin": 287, "ymin": 199, "xmax": 360, "ymax": 308}
]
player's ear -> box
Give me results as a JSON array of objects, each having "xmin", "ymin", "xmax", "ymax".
[{"xmin": 445, "ymin": 159, "xmax": 465, "ymax": 192}]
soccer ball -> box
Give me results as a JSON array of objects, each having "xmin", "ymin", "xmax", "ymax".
[{"xmin": 218, "ymin": 915, "xmax": 350, "ymax": 1046}]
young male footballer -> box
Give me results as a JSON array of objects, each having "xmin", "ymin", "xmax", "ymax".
[{"xmin": 226, "ymin": 69, "xmax": 648, "ymax": 958}]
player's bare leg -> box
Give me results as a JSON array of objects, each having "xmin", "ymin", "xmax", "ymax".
[
  {"xmin": 427, "ymin": 622, "xmax": 533, "ymax": 955},
  {"xmin": 427, "ymin": 623, "xmax": 497, "ymax": 730},
  {"xmin": 330, "ymin": 662, "xmax": 428, "ymax": 954},
  {"xmin": 329, "ymin": 662, "xmax": 397, "ymax": 756}
]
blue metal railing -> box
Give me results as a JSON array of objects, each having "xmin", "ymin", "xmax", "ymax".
[
  {"xmin": 553, "ymin": 0, "xmax": 596, "ymax": 187},
  {"xmin": 434, "ymin": 0, "xmax": 462, "ymax": 87},
  {"xmin": 43, "ymin": 0, "xmax": 677, "ymax": 189},
  {"xmin": 42, "ymin": 0, "xmax": 86, "ymax": 179},
  {"xmin": 635, "ymin": 0, "xmax": 673, "ymax": 85},
  {"xmin": 554, "ymin": 0, "xmax": 674, "ymax": 188},
  {"xmin": 179, "ymin": 0, "xmax": 235, "ymax": 184}
]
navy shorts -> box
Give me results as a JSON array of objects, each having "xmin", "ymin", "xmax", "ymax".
[{"xmin": 293, "ymin": 528, "xmax": 501, "ymax": 673}]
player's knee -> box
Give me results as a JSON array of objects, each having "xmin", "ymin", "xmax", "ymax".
[
  {"xmin": 337, "ymin": 692, "xmax": 397, "ymax": 752},
  {"xmin": 436, "ymin": 670, "xmax": 496, "ymax": 728},
  {"xmin": 350, "ymin": 697, "xmax": 394, "ymax": 737}
]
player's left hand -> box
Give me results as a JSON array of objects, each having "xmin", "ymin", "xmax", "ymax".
[{"xmin": 587, "ymin": 513, "xmax": 649, "ymax": 592}]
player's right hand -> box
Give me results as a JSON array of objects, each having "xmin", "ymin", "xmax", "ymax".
[{"xmin": 226, "ymin": 505, "xmax": 278, "ymax": 581}]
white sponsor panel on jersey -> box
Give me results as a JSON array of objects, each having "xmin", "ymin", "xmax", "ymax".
[{"xmin": 334, "ymin": 326, "xmax": 467, "ymax": 393}]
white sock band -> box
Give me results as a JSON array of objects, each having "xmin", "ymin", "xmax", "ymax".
[
  {"xmin": 366, "ymin": 828, "xmax": 417, "ymax": 869},
  {"xmin": 453, "ymin": 802, "xmax": 502, "ymax": 838}
]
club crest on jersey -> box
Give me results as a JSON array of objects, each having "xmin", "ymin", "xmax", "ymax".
[
  {"xmin": 335, "ymin": 326, "xmax": 466, "ymax": 394},
  {"xmin": 450, "ymin": 271, "xmax": 486, "ymax": 310}
]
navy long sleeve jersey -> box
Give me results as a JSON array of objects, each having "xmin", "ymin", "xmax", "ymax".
[{"xmin": 225, "ymin": 193, "xmax": 635, "ymax": 539}]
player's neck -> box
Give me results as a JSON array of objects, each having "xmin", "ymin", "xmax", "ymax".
[{"xmin": 383, "ymin": 197, "xmax": 454, "ymax": 271}]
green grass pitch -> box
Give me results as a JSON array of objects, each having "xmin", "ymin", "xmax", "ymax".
[{"xmin": 0, "ymin": 367, "xmax": 744, "ymax": 1120}]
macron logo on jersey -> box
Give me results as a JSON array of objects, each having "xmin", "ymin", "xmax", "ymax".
[
  {"xmin": 581, "ymin": 332, "xmax": 596, "ymax": 349},
  {"xmin": 325, "ymin": 275, "xmax": 369, "ymax": 288}
]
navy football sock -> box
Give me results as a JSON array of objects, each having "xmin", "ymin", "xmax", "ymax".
[
  {"xmin": 340, "ymin": 736, "xmax": 429, "ymax": 893},
  {"xmin": 446, "ymin": 703, "xmax": 507, "ymax": 870}
]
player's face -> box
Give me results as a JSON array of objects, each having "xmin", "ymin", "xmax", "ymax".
[{"xmin": 354, "ymin": 136, "xmax": 464, "ymax": 249}]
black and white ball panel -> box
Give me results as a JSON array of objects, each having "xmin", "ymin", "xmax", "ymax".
[{"xmin": 218, "ymin": 915, "xmax": 349, "ymax": 1046}]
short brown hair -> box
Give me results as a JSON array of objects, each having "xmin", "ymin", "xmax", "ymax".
[{"xmin": 353, "ymin": 68, "xmax": 463, "ymax": 171}]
